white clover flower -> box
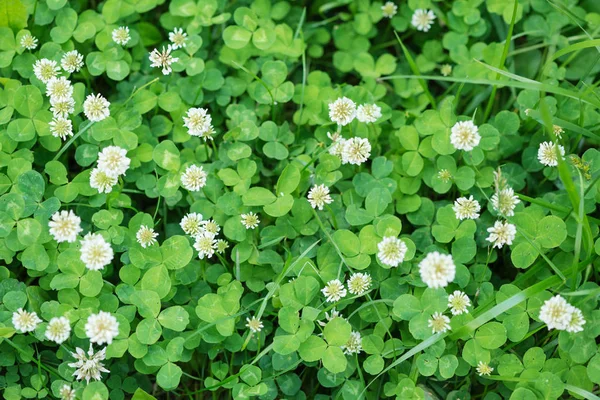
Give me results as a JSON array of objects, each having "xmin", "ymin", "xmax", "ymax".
[
  {"xmin": 491, "ymin": 187, "xmax": 520, "ymax": 217},
  {"xmin": 180, "ymin": 213, "xmax": 204, "ymax": 236},
  {"xmin": 85, "ymin": 311, "xmax": 119, "ymax": 346},
  {"xmin": 450, "ymin": 120, "xmax": 480, "ymax": 151},
  {"xmin": 341, "ymin": 331, "xmax": 363, "ymax": 355},
  {"xmin": 33, "ymin": 59, "xmax": 60, "ymax": 83},
  {"xmin": 183, "ymin": 107, "xmax": 213, "ymax": 138},
  {"xmin": 83, "ymin": 93, "xmax": 110, "ymax": 122},
  {"xmin": 441, "ymin": 64, "xmax": 452, "ymax": 76},
  {"xmin": 169, "ymin": 27, "xmax": 187, "ymax": 49},
  {"xmin": 437, "ymin": 169, "xmax": 452, "ymax": 183},
  {"xmin": 20, "ymin": 33, "xmax": 38, "ymax": 50},
  {"xmin": 49, "ymin": 210, "xmax": 82, "ymax": 243},
  {"xmin": 377, "ymin": 236, "xmax": 408, "ymax": 267},
  {"xmin": 329, "ymin": 97, "xmax": 356, "ymax": 126},
  {"xmin": 411, "ymin": 9, "xmax": 436, "ymax": 32},
  {"xmin": 341, "ymin": 137, "xmax": 371, "ymax": 165},
  {"xmin": 381, "ymin": 1, "xmax": 398, "ymax": 18},
  {"xmin": 59, "ymin": 385, "xmax": 75, "ymax": 400},
  {"xmin": 46, "ymin": 77, "xmax": 73, "ymax": 102},
  {"xmin": 565, "ymin": 306, "xmax": 586, "ymax": 333},
  {"xmin": 112, "ymin": 26, "xmax": 130, "ymax": 45},
  {"xmin": 307, "ymin": 184, "xmax": 333, "ymax": 210},
  {"xmin": 347, "ymin": 273, "xmax": 372, "ymax": 296},
  {"xmin": 68, "ymin": 344, "xmax": 109, "ymax": 383},
  {"xmin": 241, "ymin": 212, "xmax": 260, "ymax": 230},
  {"xmin": 453, "ymin": 196, "xmax": 481, "ymax": 220},
  {"xmin": 327, "ymin": 132, "xmax": 346, "ymax": 158},
  {"xmin": 149, "ymin": 45, "xmax": 179, "ymax": 75},
  {"xmin": 216, "ymin": 239, "xmax": 229, "ymax": 254},
  {"xmin": 181, "ymin": 165, "xmax": 207, "ymax": 191},
  {"xmin": 553, "ymin": 125, "xmax": 564, "ymax": 139},
  {"xmin": 193, "ymin": 232, "xmax": 217, "ymax": 259},
  {"xmin": 317, "ymin": 308, "xmax": 344, "ymax": 327},
  {"xmin": 136, "ymin": 225, "xmax": 158, "ymax": 248},
  {"xmin": 428, "ymin": 312, "xmax": 451, "ymax": 334},
  {"xmin": 49, "ymin": 117, "xmax": 73, "ymax": 140},
  {"xmin": 201, "ymin": 219, "xmax": 220, "ymax": 237},
  {"xmin": 537, "ymin": 141, "xmax": 565, "ymax": 167},
  {"xmin": 539, "ymin": 295, "xmax": 572, "ymax": 331},
  {"xmin": 97, "ymin": 145, "xmax": 130, "ymax": 178},
  {"xmin": 448, "ymin": 291, "xmax": 471, "ymax": 315},
  {"xmin": 356, "ymin": 104, "xmax": 382, "ymax": 123},
  {"xmin": 50, "ymin": 97, "xmax": 75, "ymax": 118},
  {"xmin": 45, "ymin": 316, "xmax": 71, "ymax": 344},
  {"xmin": 322, "ymin": 279, "xmax": 347, "ymax": 302},
  {"xmin": 486, "ymin": 220, "xmax": 516, "ymax": 249},
  {"xmin": 476, "ymin": 361, "xmax": 493, "ymax": 376},
  {"xmin": 80, "ymin": 233, "xmax": 114, "ymax": 271},
  {"xmin": 246, "ymin": 316, "xmax": 263, "ymax": 333},
  {"xmin": 61, "ymin": 50, "xmax": 84, "ymax": 73},
  {"xmin": 12, "ymin": 308, "xmax": 42, "ymax": 333},
  {"xmin": 90, "ymin": 168, "xmax": 118, "ymax": 194},
  {"xmin": 419, "ymin": 251, "xmax": 456, "ymax": 289}
]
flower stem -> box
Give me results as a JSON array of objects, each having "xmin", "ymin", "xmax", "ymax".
[{"xmin": 53, "ymin": 121, "xmax": 94, "ymax": 161}]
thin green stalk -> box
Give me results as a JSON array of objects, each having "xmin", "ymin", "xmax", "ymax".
[
  {"xmin": 393, "ymin": 32, "xmax": 436, "ymax": 108},
  {"xmin": 53, "ymin": 121, "xmax": 94, "ymax": 161}
]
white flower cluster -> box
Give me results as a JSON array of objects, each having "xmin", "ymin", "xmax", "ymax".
[
  {"xmin": 450, "ymin": 120, "xmax": 480, "ymax": 152},
  {"xmin": 327, "ymin": 132, "xmax": 372, "ymax": 166},
  {"xmin": 322, "ymin": 273, "xmax": 372, "ymax": 302},
  {"xmin": 12, "ymin": 308, "xmax": 73, "ymax": 344},
  {"xmin": 181, "ymin": 164, "xmax": 207, "ymax": 192},
  {"xmin": 241, "ymin": 212, "xmax": 260, "ymax": 230},
  {"xmin": 136, "ymin": 225, "xmax": 159, "ymax": 248},
  {"xmin": 539, "ymin": 295, "xmax": 585, "ymax": 333},
  {"xmin": 183, "ymin": 107, "xmax": 216, "ymax": 140},
  {"xmin": 90, "ymin": 145, "xmax": 130, "ymax": 194},
  {"xmin": 419, "ymin": 251, "xmax": 455, "ymax": 289},
  {"xmin": 329, "ymin": 97, "xmax": 381, "ymax": 126},
  {"xmin": 69, "ymin": 344, "xmax": 110, "ymax": 383},
  {"xmin": 538, "ymin": 141, "xmax": 565, "ymax": 167},
  {"xmin": 377, "ymin": 236, "xmax": 408, "ymax": 267},
  {"xmin": 486, "ymin": 168, "xmax": 519, "ymax": 249},
  {"xmin": 307, "ymin": 184, "xmax": 333, "ymax": 210},
  {"xmin": 149, "ymin": 45, "xmax": 179, "ymax": 75},
  {"xmin": 179, "ymin": 212, "xmax": 228, "ymax": 260},
  {"xmin": 411, "ymin": 9, "xmax": 436, "ymax": 32}
]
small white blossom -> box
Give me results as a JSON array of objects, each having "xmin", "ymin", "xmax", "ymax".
[
  {"xmin": 85, "ymin": 311, "xmax": 119, "ymax": 345},
  {"xmin": 80, "ymin": 233, "xmax": 113, "ymax": 271},
  {"xmin": 428, "ymin": 312, "xmax": 451, "ymax": 333},
  {"xmin": 49, "ymin": 210, "xmax": 82, "ymax": 243},
  {"xmin": 68, "ymin": 344, "xmax": 109, "ymax": 383},
  {"xmin": 317, "ymin": 308, "xmax": 344, "ymax": 327},
  {"xmin": 486, "ymin": 220, "xmax": 516, "ymax": 249},
  {"xmin": 112, "ymin": 26, "xmax": 130, "ymax": 45},
  {"xmin": 329, "ymin": 97, "xmax": 356, "ymax": 126},
  {"xmin": 553, "ymin": 125, "xmax": 564, "ymax": 139},
  {"xmin": 450, "ymin": 120, "xmax": 480, "ymax": 151},
  {"xmin": 216, "ymin": 239, "xmax": 229, "ymax": 254},
  {"xmin": 149, "ymin": 45, "xmax": 178, "ymax": 75},
  {"xmin": 180, "ymin": 213, "xmax": 203, "ymax": 236},
  {"xmin": 341, "ymin": 331, "xmax": 363, "ymax": 355},
  {"xmin": 327, "ymin": 132, "xmax": 346, "ymax": 158},
  {"xmin": 411, "ymin": 9, "xmax": 436, "ymax": 32},
  {"xmin": 356, "ymin": 104, "xmax": 382, "ymax": 123},
  {"xmin": 46, "ymin": 77, "xmax": 73, "ymax": 102},
  {"xmin": 307, "ymin": 184, "xmax": 333, "ymax": 210},
  {"xmin": 419, "ymin": 251, "xmax": 455, "ymax": 289},
  {"xmin": 33, "ymin": 59, "xmax": 60, "ymax": 83},
  {"xmin": 50, "ymin": 97, "xmax": 75, "ymax": 119},
  {"xmin": 341, "ymin": 137, "xmax": 371, "ymax": 165},
  {"xmin": 476, "ymin": 361, "xmax": 493, "ymax": 376},
  {"xmin": 565, "ymin": 306, "xmax": 586, "ymax": 333},
  {"xmin": 193, "ymin": 232, "xmax": 217, "ymax": 259},
  {"xmin": 90, "ymin": 168, "xmax": 118, "ymax": 194},
  {"xmin": 136, "ymin": 225, "xmax": 158, "ymax": 248},
  {"xmin": 246, "ymin": 316, "xmax": 263, "ymax": 333},
  {"xmin": 537, "ymin": 141, "xmax": 565, "ymax": 167},
  {"xmin": 59, "ymin": 385, "xmax": 75, "ymax": 400},
  {"xmin": 97, "ymin": 146, "xmax": 130, "ymax": 178},
  {"xmin": 20, "ymin": 33, "xmax": 38, "ymax": 50},
  {"xmin": 45, "ymin": 316, "xmax": 71, "ymax": 344},
  {"xmin": 437, "ymin": 169, "xmax": 452, "ymax": 183},
  {"xmin": 491, "ymin": 187, "xmax": 520, "ymax": 217},
  {"xmin": 49, "ymin": 117, "xmax": 73, "ymax": 140},
  {"xmin": 241, "ymin": 212, "xmax": 260, "ymax": 230},
  {"xmin": 61, "ymin": 50, "xmax": 84, "ymax": 73},
  {"xmin": 539, "ymin": 295, "xmax": 572, "ymax": 331},
  {"xmin": 321, "ymin": 279, "xmax": 347, "ymax": 302},
  {"xmin": 377, "ymin": 236, "xmax": 408, "ymax": 267},
  {"xmin": 169, "ymin": 27, "xmax": 187, "ymax": 49},
  {"xmin": 381, "ymin": 2, "xmax": 398, "ymax": 18},
  {"xmin": 83, "ymin": 93, "xmax": 110, "ymax": 122},
  {"xmin": 201, "ymin": 219, "xmax": 220, "ymax": 237},
  {"xmin": 448, "ymin": 291, "xmax": 471, "ymax": 315},
  {"xmin": 347, "ymin": 273, "xmax": 372, "ymax": 296},
  {"xmin": 181, "ymin": 165, "xmax": 207, "ymax": 191},
  {"xmin": 12, "ymin": 308, "xmax": 42, "ymax": 333},
  {"xmin": 183, "ymin": 107, "xmax": 213, "ymax": 138},
  {"xmin": 453, "ymin": 196, "xmax": 481, "ymax": 220},
  {"xmin": 441, "ymin": 64, "xmax": 452, "ymax": 76}
]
